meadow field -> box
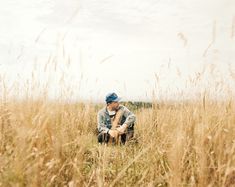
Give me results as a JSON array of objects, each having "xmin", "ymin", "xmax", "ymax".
[
  {"xmin": 0, "ymin": 97, "xmax": 234, "ymax": 187},
  {"xmin": 1, "ymin": 0, "xmax": 235, "ymax": 186}
]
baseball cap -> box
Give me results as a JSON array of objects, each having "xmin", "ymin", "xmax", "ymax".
[{"xmin": 105, "ymin": 92, "xmax": 121, "ymax": 103}]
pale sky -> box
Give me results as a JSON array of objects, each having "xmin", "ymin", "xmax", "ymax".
[{"xmin": 1, "ymin": 0, "xmax": 235, "ymax": 102}]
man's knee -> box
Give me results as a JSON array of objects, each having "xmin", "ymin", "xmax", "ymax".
[{"xmin": 97, "ymin": 132, "xmax": 110, "ymax": 143}]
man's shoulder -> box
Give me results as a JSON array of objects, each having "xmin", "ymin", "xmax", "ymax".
[
  {"xmin": 118, "ymin": 105, "xmax": 128, "ymax": 111},
  {"xmin": 98, "ymin": 107, "xmax": 107, "ymax": 115}
]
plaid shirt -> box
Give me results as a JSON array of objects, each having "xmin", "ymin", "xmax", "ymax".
[{"xmin": 97, "ymin": 105, "xmax": 136, "ymax": 133}]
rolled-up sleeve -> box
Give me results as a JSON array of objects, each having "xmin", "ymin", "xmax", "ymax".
[
  {"xmin": 97, "ymin": 111, "xmax": 109, "ymax": 133},
  {"xmin": 123, "ymin": 107, "xmax": 136, "ymax": 127}
]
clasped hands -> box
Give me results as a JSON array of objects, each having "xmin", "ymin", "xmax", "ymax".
[{"xmin": 108, "ymin": 124, "xmax": 128, "ymax": 138}]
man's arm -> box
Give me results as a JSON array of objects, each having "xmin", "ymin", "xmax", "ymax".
[
  {"xmin": 116, "ymin": 106, "xmax": 136, "ymax": 134},
  {"xmin": 122, "ymin": 106, "xmax": 136, "ymax": 127},
  {"xmin": 112, "ymin": 109, "xmax": 124, "ymax": 129},
  {"xmin": 97, "ymin": 112, "xmax": 109, "ymax": 133}
]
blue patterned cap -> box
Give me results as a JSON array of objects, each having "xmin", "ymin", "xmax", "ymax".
[{"xmin": 105, "ymin": 92, "xmax": 121, "ymax": 103}]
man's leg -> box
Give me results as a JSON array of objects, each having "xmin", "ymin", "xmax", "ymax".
[
  {"xmin": 97, "ymin": 132, "xmax": 110, "ymax": 143},
  {"xmin": 121, "ymin": 124, "xmax": 135, "ymax": 144},
  {"xmin": 120, "ymin": 134, "xmax": 126, "ymax": 144}
]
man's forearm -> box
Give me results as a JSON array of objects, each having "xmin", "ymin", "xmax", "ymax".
[{"xmin": 124, "ymin": 114, "xmax": 136, "ymax": 126}]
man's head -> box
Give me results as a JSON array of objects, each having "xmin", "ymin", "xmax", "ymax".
[{"xmin": 105, "ymin": 92, "xmax": 121, "ymax": 111}]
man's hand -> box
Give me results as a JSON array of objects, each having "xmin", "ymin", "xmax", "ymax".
[
  {"xmin": 108, "ymin": 129, "xmax": 119, "ymax": 138},
  {"xmin": 116, "ymin": 124, "xmax": 128, "ymax": 134}
]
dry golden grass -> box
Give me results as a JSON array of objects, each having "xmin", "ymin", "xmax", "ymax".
[
  {"xmin": 0, "ymin": 97, "xmax": 234, "ymax": 187},
  {"xmin": 1, "ymin": 48, "xmax": 235, "ymax": 186}
]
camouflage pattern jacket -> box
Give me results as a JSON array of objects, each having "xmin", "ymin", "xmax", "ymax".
[{"xmin": 97, "ymin": 105, "xmax": 136, "ymax": 133}]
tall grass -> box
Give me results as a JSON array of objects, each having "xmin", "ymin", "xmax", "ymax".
[
  {"xmin": 0, "ymin": 96, "xmax": 234, "ymax": 186},
  {"xmin": 0, "ymin": 41, "xmax": 235, "ymax": 186}
]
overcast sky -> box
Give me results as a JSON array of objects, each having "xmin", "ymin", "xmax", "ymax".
[{"xmin": 1, "ymin": 0, "xmax": 235, "ymax": 102}]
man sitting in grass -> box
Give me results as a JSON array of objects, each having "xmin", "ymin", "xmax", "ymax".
[{"xmin": 97, "ymin": 92, "xmax": 136, "ymax": 144}]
